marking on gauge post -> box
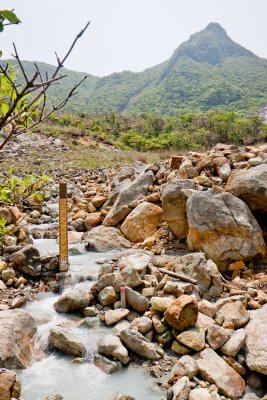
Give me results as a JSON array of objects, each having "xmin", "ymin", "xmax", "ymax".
[{"xmin": 59, "ymin": 182, "xmax": 69, "ymax": 272}]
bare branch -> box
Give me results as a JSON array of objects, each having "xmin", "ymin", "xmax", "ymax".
[
  {"xmin": 12, "ymin": 43, "xmax": 29, "ymax": 83},
  {"xmin": 0, "ymin": 21, "xmax": 90, "ymax": 150},
  {"xmin": 53, "ymin": 21, "xmax": 90, "ymax": 73}
]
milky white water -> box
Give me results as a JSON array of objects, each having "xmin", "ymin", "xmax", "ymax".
[{"xmin": 18, "ymin": 239, "xmax": 164, "ymax": 400}]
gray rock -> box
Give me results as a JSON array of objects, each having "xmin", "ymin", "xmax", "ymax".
[
  {"xmin": 156, "ymin": 253, "xmax": 222, "ymax": 300},
  {"xmin": 94, "ymin": 353, "xmax": 122, "ymax": 374},
  {"xmin": 49, "ymin": 327, "xmax": 85, "ymax": 357},
  {"xmin": 104, "ymin": 171, "xmax": 154, "ymax": 226},
  {"xmin": 10, "ymin": 245, "xmax": 41, "ymax": 277},
  {"xmin": 93, "ymin": 273, "xmax": 116, "ymax": 294},
  {"xmin": 113, "ymin": 395, "xmax": 135, "ymax": 400},
  {"xmin": 241, "ymin": 395, "xmax": 260, "ymax": 400},
  {"xmin": 197, "ymin": 348, "xmax": 245, "ymax": 399},
  {"xmin": 113, "ymin": 320, "xmax": 130, "ymax": 336},
  {"xmin": 168, "ymin": 355, "xmax": 198, "ymax": 383},
  {"xmin": 54, "ymin": 289, "xmax": 93, "ymax": 313},
  {"xmin": 176, "ymin": 327, "xmax": 205, "ymax": 351},
  {"xmin": 85, "ymin": 226, "xmax": 131, "ymax": 251},
  {"xmin": 118, "ymin": 328, "xmax": 164, "ymax": 360},
  {"xmin": 130, "ymin": 317, "xmax": 152, "ymax": 334},
  {"xmin": 118, "ymin": 253, "xmax": 151, "ymax": 274},
  {"xmin": 225, "ymin": 164, "xmax": 267, "ymax": 213},
  {"xmin": 0, "ymin": 309, "xmax": 37, "ymax": 369},
  {"xmin": 187, "ymin": 191, "xmax": 266, "ymax": 270},
  {"xmin": 206, "ymin": 324, "xmax": 231, "ymax": 350},
  {"xmin": 98, "ymin": 334, "xmax": 129, "ymax": 364},
  {"xmin": 189, "ymin": 388, "xmax": 212, "ymax": 400},
  {"xmin": 245, "ymin": 304, "xmax": 267, "ymax": 375},
  {"xmin": 167, "ymin": 376, "xmax": 191, "ymax": 400},
  {"xmin": 98, "ymin": 286, "xmax": 117, "ymax": 306},
  {"xmin": 215, "ymin": 295, "xmax": 248, "ymax": 309},
  {"xmin": 221, "ymin": 328, "xmax": 246, "ymax": 357},
  {"xmin": 218, "ymin": 163, "xmax": 231, "ymax": 182},
  {"xmin": 82, "ymin": 306, "xmax": 99, "ymax": 317},
  {"xmin": 151, "ymin": 297, "xmax": 175, "ymax": 312},
  {"xmin": 44, "ymin": 395, "xmax": 63, "ymax": 400},
  {"xmin": 162, "ymin": 179, "xmax": 196, "ymax": 240},
  {"xmin": 103, "ymin": 179, "xmax": 132, "ymax": 208},
  {"xmin": 125, "ymin": 287, "xmax": 150, "ymax": 312},
  {"xmin": 114, "ymin": 267, "xmax": 143, "ymax": 290},
  {"xmin": 105, "ymin": 309, "xmax": 130, "ymax": 326},
  {"xmin": 215, "ymin": 301, "xmax": 250, "ymax": 328},
  {"xmin": 198, "ymin": 300, "xmax": 218, "ymax": 318},
  {"xmin": 152, "ymin": 315, "xmax": 168, "ymax": 334}
]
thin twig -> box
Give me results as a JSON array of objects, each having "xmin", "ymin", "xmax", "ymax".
[{"xmin": 0, "ymin": 20, "xmax": 90, "ymax": 149}]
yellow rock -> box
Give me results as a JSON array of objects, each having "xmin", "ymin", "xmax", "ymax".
[
  {"xmin": 228, "ymin": 261, "xmax": 245, "ymax": 271},
  {"xmin": 121, "ymin": 202, "xmax": 163, "ymax": 243},
  {"xmin": 0, "ymin": 260, "xmax": 8, "ymax": 273},
  {"xmin": 171, "ymin": 340, "xmax": 191, "ymax": 355},
  {"xmin": 142, "ymin": 236, "xmax": 156, "ymax": 249}
]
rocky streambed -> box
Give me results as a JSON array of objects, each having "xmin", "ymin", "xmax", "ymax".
[
  {"xmin": 1, "ymin": 142, "xmax": 267, "ymax": 400},
  {"xmin": 16, "ymin": 241, "xmax": 163, "ymax": 400}
]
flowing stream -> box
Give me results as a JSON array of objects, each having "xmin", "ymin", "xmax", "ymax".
[{"xmin": 18, "ymin": 239, "xmax": 164, "ymax": 400}]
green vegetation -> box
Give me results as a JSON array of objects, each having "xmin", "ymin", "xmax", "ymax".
[
  {"xmin": 3, "ymin": 23, "xmax": 267, "ymax": 116},
  {"xmin": 0, "ymin": 9, "xmax": 21, "ymax": 34},
  {"xmin": 41, "ymin": 111, "xmax": 267, "ymax": 152},
  {"xmin": 0, "ymin": 170, "xmax": 49, "ymax": 241}
]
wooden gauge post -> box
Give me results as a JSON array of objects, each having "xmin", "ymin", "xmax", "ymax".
[{"xmin": 59, "ymin": 182, "xmax": 69, "ymax": 272}]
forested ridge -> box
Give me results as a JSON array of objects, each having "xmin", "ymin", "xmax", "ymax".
[{"xmin": 2, "ymin": 23, "xmax": 267, "ymax": 116}]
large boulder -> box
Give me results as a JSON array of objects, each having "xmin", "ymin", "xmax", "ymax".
[
  {"xmin": 103, "ymin": 171, "xmax": 154, "ymax": 226},
  {"xmin": 197, "ymin": 348, "xmax": 245, "ymax": 399},
  {"xmin": 168, "ymin": 253, "xmax": 222, "ymax": 300},
  {"xmin": 121, "ymin": 202, "xmax": 163, "ymax": 243},
  {"xmin": 118, "ymin": 328, "xmax": 164, "ymax": 360},
  {"xmin": 49, "ymin": 327, "xmax": 85, "ymax": 357},
  {"xmin": 162, "ymin": 179, "xmax": 196, "ymax": 240},
  {"xmin": 164, "ymin": 295, "xmax": 198, "ymax": 331},
  {"xmin": 245, "ymin": 304, "xmax": 267, "ymax": 375},
  {"xmin": 187, "ymin": 191, "xmax": 266, "ymax": 270},
  {"xmin": 85, "ymin": 226, "xmax": 131, "ymax": 251},
  {"xmin": 225, "ymin": 164, "xmax": 267, "ymax": 213},
  {"xmin": 98, "ymin": 334, "xmax": 129, "ymax": 364},
  {"xmin": 0, "ymin": 309, "xmax": 37, "ymax": 368},
  {"xmin": 54, "ymin": 288, "xmax": 93, "ymax": 313},
  {"xmin": 0, "ymin": 369, "xmax": 21, "ymax": 400},
  {"xmin": 10, "ymin": 244, "xmax": 41, "ymax": 277}
]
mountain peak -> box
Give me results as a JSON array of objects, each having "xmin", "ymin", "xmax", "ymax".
[
  {"xmin": 170, "ymin": 22, "xmax": 255, "ymax": 66},
  {"xmin": 205, "ymin": 22, "xmax": 227, "ymax": 35}
]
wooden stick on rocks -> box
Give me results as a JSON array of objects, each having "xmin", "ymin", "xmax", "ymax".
[{"xmin": 159, "ymin": 268, "xmax": 197, "ymax": 284}]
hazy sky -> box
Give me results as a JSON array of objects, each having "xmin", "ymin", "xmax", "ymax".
[{"xmin": 1, "ymin": 0, "xmax": 267, "ymax": 76}]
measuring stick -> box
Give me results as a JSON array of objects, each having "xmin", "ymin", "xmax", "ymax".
[{"xmin": 59, "ymin": 182, "xmax": 69, "ymax": 272}]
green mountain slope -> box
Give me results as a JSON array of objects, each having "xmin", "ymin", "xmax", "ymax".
[
  {"xmin": 0, "ymin": 60, "xmax": 99, "ymax": 113},
  {"xmin": 125, "ymin": 23, "xmax": 267, "ymax": 115},
  {"xmin": 2, "ymin": 23, "xmax": 267, "ymax": 116}
]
